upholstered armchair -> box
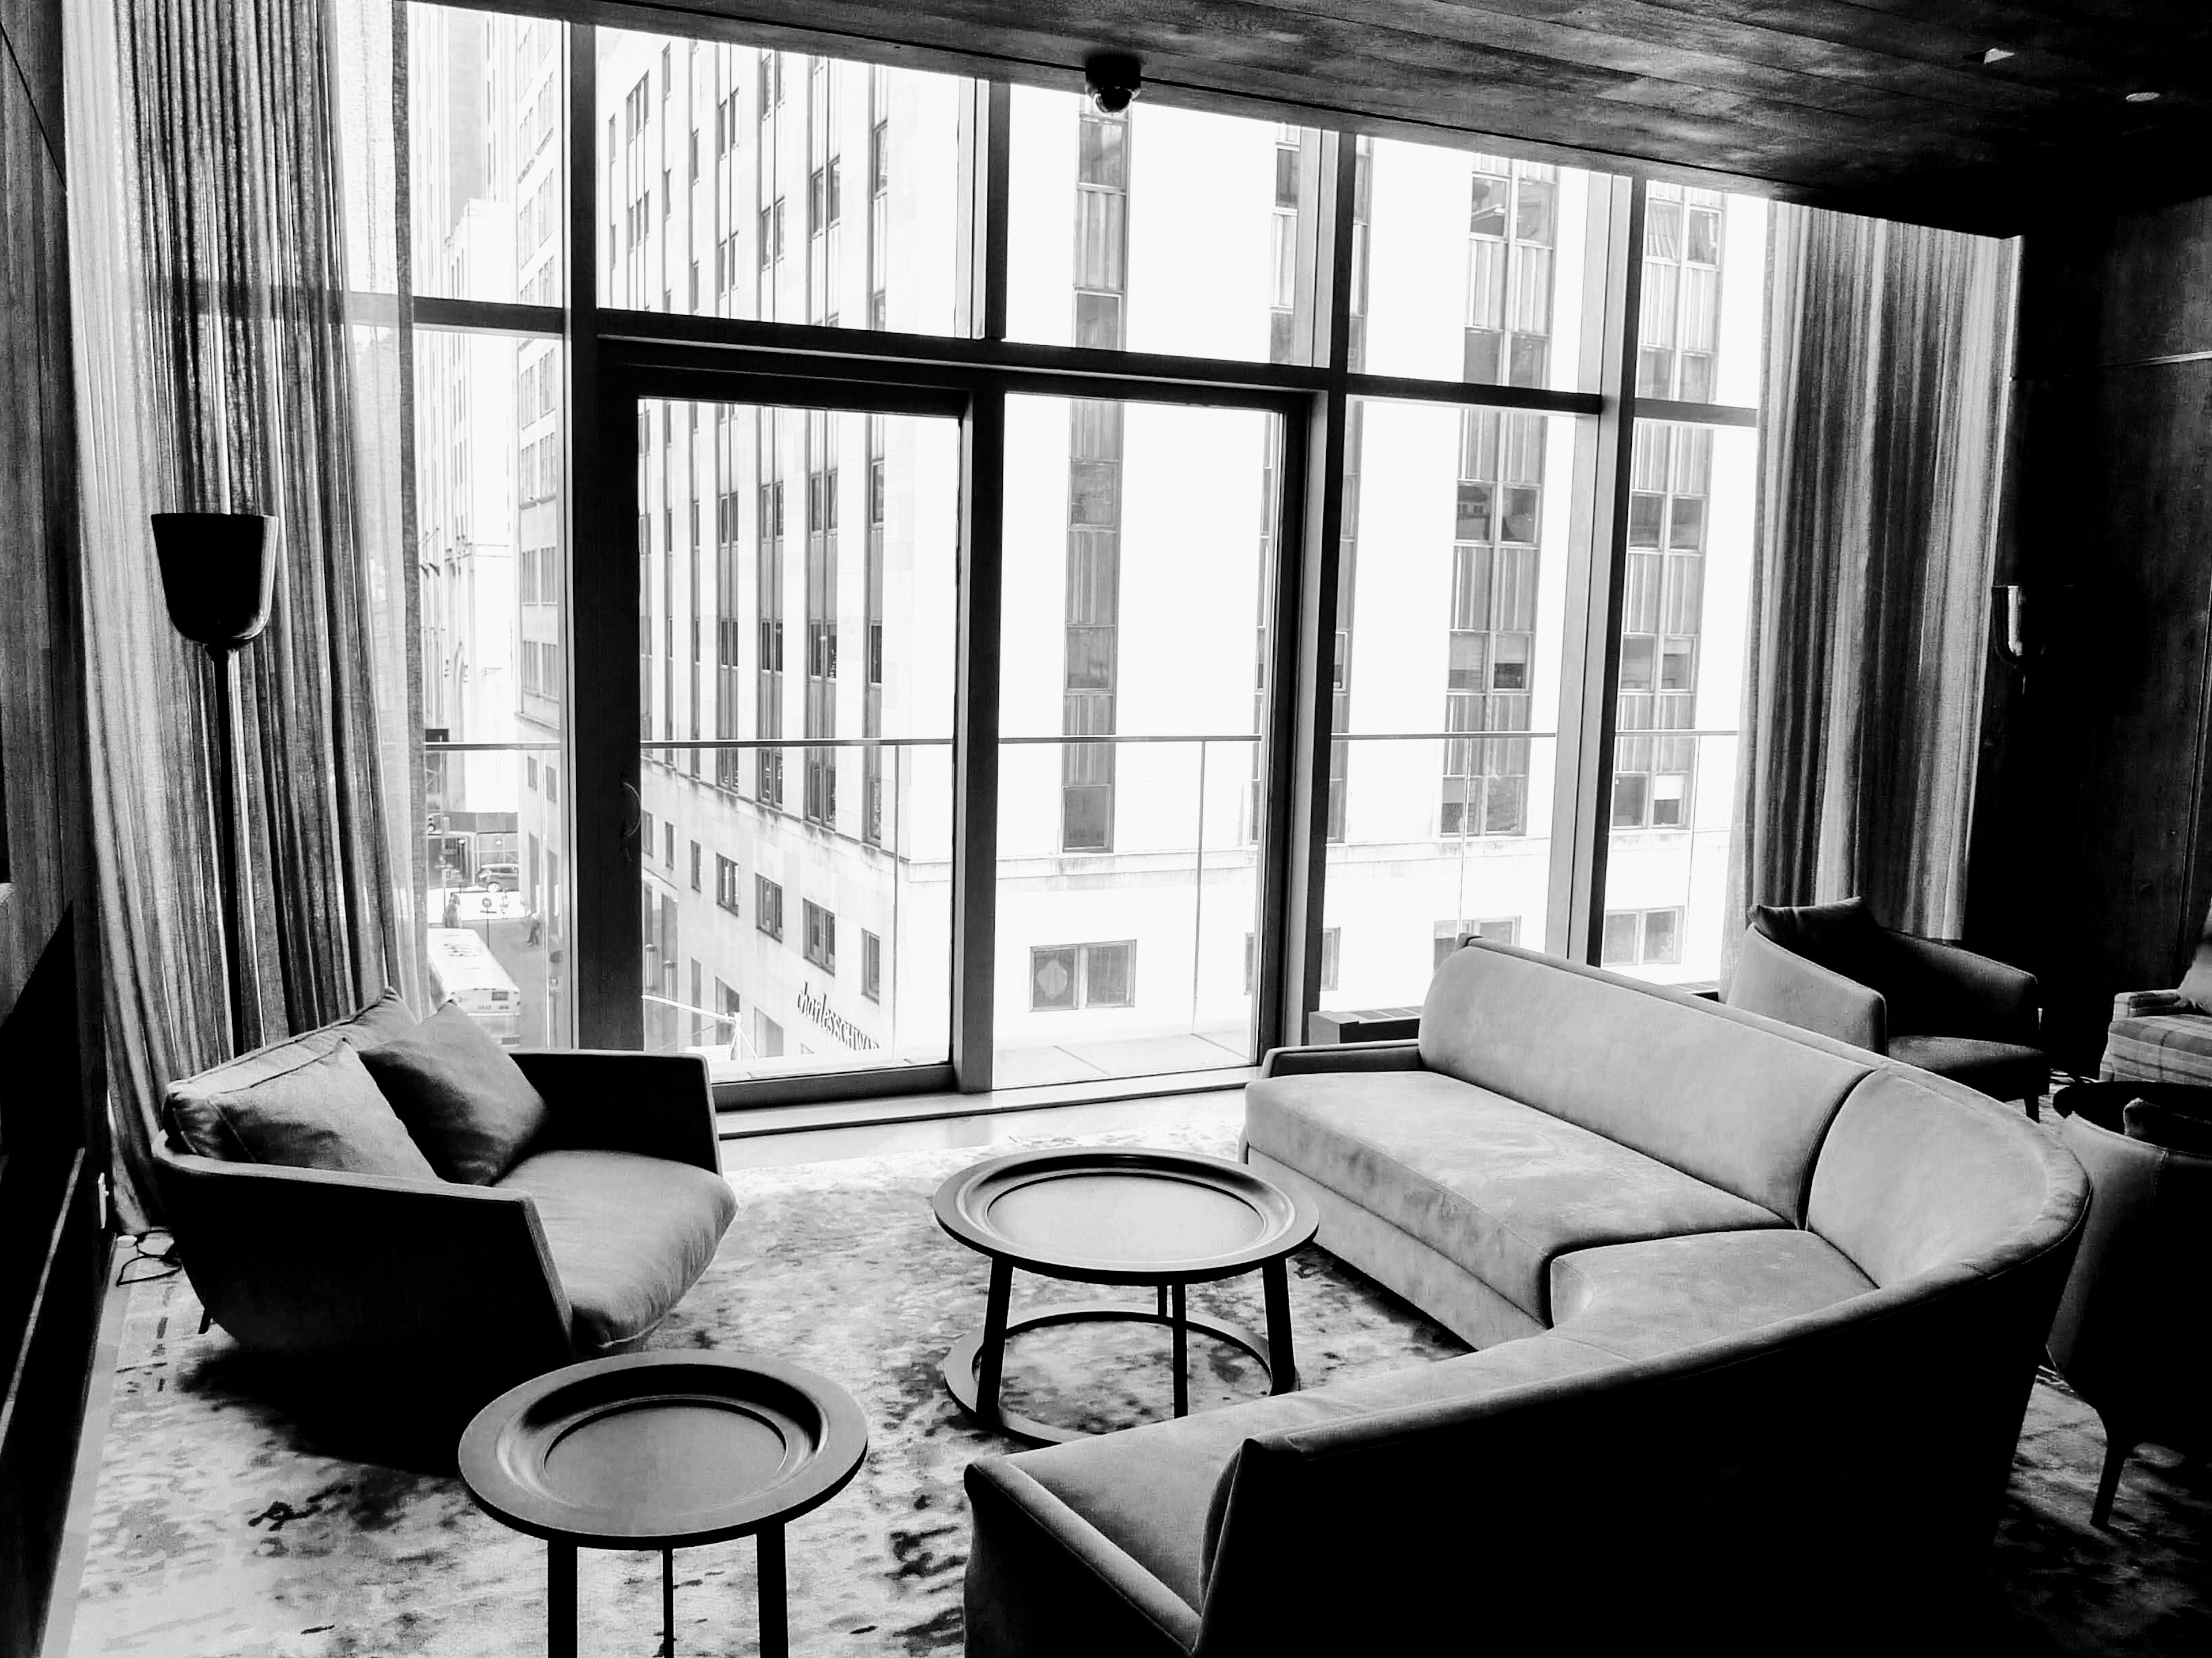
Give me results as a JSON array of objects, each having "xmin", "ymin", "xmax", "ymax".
[
  {"xmin": 154, "ymin": 992, "xmax": 736, "ymax": 1393},
  {"xmin": 1725, "ymin": 897, "xmax": 2047, "ymax": 1114},
  {"xmin": 2048, "ymin": 1104, "xmax": 2212, "ymax": 1524},
  {"xmin": 2100, "ymin": 900, "xmax": 2212, "ymax": 1086}
]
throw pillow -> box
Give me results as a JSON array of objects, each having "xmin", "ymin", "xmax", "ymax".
[
  {"xmin": 166, "ymin": 986, "xmax": 417, "ymax": 1160},
  {"xmin": 358, "ymin": 1001, "xmax": 550, "ymax": 1184},
  {"xmin": 205, "ymin": 1043, "xmax": 440, "ymax": 1179},
  {"xmin": 2123, "ymin": 1097, "xmax": 2212, "ymax": 1157}
]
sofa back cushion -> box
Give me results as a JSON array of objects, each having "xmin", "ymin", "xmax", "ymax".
[
  {"xmin": 359, "ymin": 1000, "xmax": 550, "ymax": 1183},
  {"xmin": 166, "ymin": 987, "xmax": 417, "ymax": 1161},
  {"xmin": 1419, "ymin": 942, "xmax": 1871, "ymax": 1224},
  {"xmin": 1806, "ymin": 1067, "xmax": 2083, "ymax": 1287},
  {"xmin": 188, "ymin": 1043, "xmax": 438, "ymax": 1178}
]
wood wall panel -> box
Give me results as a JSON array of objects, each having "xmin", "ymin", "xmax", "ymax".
[
  {"xmin": 1969, "ymin": 198, "xmax": 2212, "ymax": 1066},
  {"xmin": 0, "ymin": 0, "xmax": 105, "ymax": 1650}
]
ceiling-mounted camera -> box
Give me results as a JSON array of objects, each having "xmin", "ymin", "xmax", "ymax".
[{"xmin": 1084, "ymin": 52, "xmax": 1142, "ymax": 115}]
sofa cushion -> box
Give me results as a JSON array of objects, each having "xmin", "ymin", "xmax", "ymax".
[
  {"xmin": 1246, "ymin": 1069, "xmax": 1785, "ymax": 1322},
  {"xmin": 2100, "ymin": 1010, "xmax": 2212, "ymax": 1089},
  {"xmin": 1417, "ymin": 942, "xmax": 1870, "ymax": 1224},
  {"xmin": 1885, "ymin": 1034, "xmax": 2046, "ymax": 1101},
  {"xmin": 1808, "ymin": 1068, "xmax": 2082, "ymax": 1288},
  {"xmin": 359, "ymin": 1001, "xmax": 550, "ymax": 1183},
  {"xmin": 1549, "ymin": 1229, "xmax": 1874, "ymax": 1361},
  {"xmin": 498, "ymin": 1149, "xmax": 737, "ymax": 1353},
  {"xmin": 195, "ymin": 1043, "xmax": 439, "ymax": 1179},
  {"xmin": 166, "ymin": 987, "xmax": 416, "ymax": 1160}
]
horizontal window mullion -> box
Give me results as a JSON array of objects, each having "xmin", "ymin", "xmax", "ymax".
[{"xmin": 1626, "ymin": 396, "xmax": 1760, "ymax": 428}]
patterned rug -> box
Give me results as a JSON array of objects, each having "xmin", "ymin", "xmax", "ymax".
[{"xmin": 64, "ymin": 1119, "xmax": 2212, "ymax": 1656}]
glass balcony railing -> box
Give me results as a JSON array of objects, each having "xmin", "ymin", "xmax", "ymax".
[{"xmin": 635, "ymin": 736, "xmax": 953, "ymax": 1080}]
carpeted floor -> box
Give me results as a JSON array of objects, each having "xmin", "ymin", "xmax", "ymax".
[{"xmin": 63, "ymin": 1118, "xmax": 2212, "ymax": 1657}]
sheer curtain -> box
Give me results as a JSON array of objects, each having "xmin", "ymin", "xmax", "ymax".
[
  {"xmin": 1729, "ymin": 206, "xmax": 2018, "ymax": 950},
  {"xmin": 68, "ymin": 0, "xmax": 419, "ymax": 1226}
]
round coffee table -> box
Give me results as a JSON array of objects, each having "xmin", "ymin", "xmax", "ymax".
[
  {"xmin": 933, "ymin": 1147, "xmax": 1319, "ymax": 1444},
  {"xmin": 458, "ymin": 1351, "xmax": 868, "ymax": 1658}
]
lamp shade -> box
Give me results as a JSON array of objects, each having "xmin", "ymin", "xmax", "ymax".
[{"xmin": 151, "ymin": 512, "xmax": 276, "ymax": 648}]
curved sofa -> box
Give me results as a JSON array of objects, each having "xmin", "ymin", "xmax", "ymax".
[{"xmin": 964, "ymin": 940, "xmax": 2086, "ymax": 1655}]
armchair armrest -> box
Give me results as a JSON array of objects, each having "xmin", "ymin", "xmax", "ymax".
[
  {"xmin": 510, "ymin": 1049, "xmax": 722, "ymax": 1174},
  {"xmin": 1259, "ymin": 1039, "xmax": 1425, "ymax": 1079},
  {"xmin": 153, "ymin": 1145, "xmax": 573, "ymax": 1372},
  {"xmin": 1884, "ymin": 932, "xmax": 2040, "ymax": 1046},
  {"xmin": 2113, "ymin": 989, "xmax": 2191, "ymax": 1020},
  {"xmin": 1724, "ymin": 926, "xmax": 1887, "ymax": 1052}
]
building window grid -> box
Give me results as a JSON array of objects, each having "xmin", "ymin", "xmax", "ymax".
[
  {"xmin": 863, "ymin": 415, "xmax": 887, "ymax": 846},
  {"xmin": 1030, "ymin": 941, "xmax": 1135, "ymax": 1011},
  {"xmin": 861, "ymin": 929, "xmax": 882, "ymax": 1001},
  {"xmin": 1613, "ymin": 420, "xmax": 1712, "ymax": 830},
  {"xmin": 804, "ymin": 408, "xmax": 839, "ymax": 829},
  {"xmin": 1441, "ymin": 406, "xmax": 1544, "ymax": 838},
  {"xmin": 755, "ymin": 873, "xmax": 783, "ymax": 940},
  {"xmin": 1062, "ymin": 108, "xmax": 1130, "ymax": 855},
  {"xmin": 1601, "ymin": 906, "xmax": 1684, "ymax": 967},
  {"xmin": 802, "ymin": 898, "xmax": 836, "ymax": 972}
]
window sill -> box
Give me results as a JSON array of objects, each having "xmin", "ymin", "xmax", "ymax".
[{"xmin": 715, "ymin": 1064, "xmax": 1260, "ymax": 1141}]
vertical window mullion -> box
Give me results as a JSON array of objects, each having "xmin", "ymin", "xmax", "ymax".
[
  {"xmin": 1545, "ymin": 176, "xmax": 1645, "ymax": 964},
  {"xmin": 1276, "ymin": 131, "xmax": 1357, "ymax": 1050}
]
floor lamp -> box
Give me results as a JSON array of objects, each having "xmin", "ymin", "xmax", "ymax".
[{"xmin": 151, "ymin": 512, "xmax": 276, "ymax": 1058}]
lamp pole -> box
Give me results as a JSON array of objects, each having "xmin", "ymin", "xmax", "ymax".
[{"xmin": 152, "ymin": 512, "xmax": 276, "ymax": 1058}]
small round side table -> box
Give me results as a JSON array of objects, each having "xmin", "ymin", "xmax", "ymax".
[
  {"xmin": 933, "ymin": 1146, "xmax": 1319, "ymax": 1444},
  {"xmin": 459, "ymin": 1351, "xmax": 868, "ymax": 1658}
]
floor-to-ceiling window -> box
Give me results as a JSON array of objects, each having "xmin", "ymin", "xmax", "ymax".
[{"xmin": 384, "ymin": 2, "xmax": 1775, "ymax": 1105}]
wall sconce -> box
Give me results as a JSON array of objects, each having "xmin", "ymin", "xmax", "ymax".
[{"xmin": 1995, "ymin": 584, "xmax": 2033, "ymax": 665}]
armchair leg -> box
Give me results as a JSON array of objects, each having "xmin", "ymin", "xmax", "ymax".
[
  {"xmin": 2092, "ymin": 1430, "xmax": 2134, "ymax": 1528},
  {"xmin": 2024, "ymin": 1092, "xmax": 2040, "ymax": 1122}
]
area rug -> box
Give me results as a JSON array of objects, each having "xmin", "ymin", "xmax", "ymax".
[{"xmin": 64, "ymin": 1118, "xmax": 2212, "ymax": 1657}]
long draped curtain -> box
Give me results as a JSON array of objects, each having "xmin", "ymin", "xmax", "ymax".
[
  {"xmin": 67, "ymin": 0, "xmax": 420, "ymax": 1227},
  {"xmin": 1729, "ymin": 205, "xmax": 2018, "ymax": 948}
]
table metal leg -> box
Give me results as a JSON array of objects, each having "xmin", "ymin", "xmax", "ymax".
[
  {"xmin": 1171, "ymin": 1282, "xmax": 1189, "ymax": 1417},
  {"xmin": 975, "ymin": 1258, "xmax": 1014, "ymax": 1425},
  {"xmin": 1263, "ymin": 1258, "xmax": 1297, "ymax": 1393},
  {"xmin": 758, "ymin": 1524, "xmax": 788, "ymax": 1658},
  {"xmin": 547, "ymin": 1541, "xmax": 577, "ymax": 1658},
  {"xmin": 661, "ymin": 1547, "xmax": 675, "ymax": 1656},
  {"xmin": 1156, "ymin": 1283, "xmax": 1168, "ymax": 1320}
]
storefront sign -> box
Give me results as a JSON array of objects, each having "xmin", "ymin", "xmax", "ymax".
[{"xmin": 796, "ymin": 983, "xmax": 879, "ymax": 1051}]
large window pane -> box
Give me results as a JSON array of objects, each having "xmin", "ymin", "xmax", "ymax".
[
  {"xmin": 412, "ymin": 328, "xmax": 571, "ymax": 1046},
  {"xmin": 638, "ymin": 400, "xmax": 957, "ymax": 1077},
  {"xmin": 1359, "ymin": 138, "xmax": 1607, "ymax": 389},
  {"xmin": 407, "ymin": 5, "xmax": 566, "ymax": 306},
  {"xmin": 1637, "ymin": 188, "xmax": 1766, "ymax": 405},
  {"xmin": 995, "ymin": 396, "xmax": 1282, "ymax": 1085},
  {"xmin": 1007, "ymin": 92, "xmax": 1317, "ymax": 364},
  {"xmin": 1599, "ymin": 421, "xmax": 1756, "ymax": 985},
  {"xmin": 1320, "ymin": 400, "xmax": 1588, "ymax": 1013},
  {"xmin": 597, "ymin": 31, "xmax": 967, "ymax": 333}
]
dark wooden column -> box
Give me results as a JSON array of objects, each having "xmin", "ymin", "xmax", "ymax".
[{"xmin": 1967, "ymin": 195, "xmax": 2212, "ymax": 1067}]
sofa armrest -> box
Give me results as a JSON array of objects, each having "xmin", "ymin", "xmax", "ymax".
[
  {"xmin": 1259, "ymin": 1040, "xmax": 1425, "ymax": 1079},
  {"xmin": 155, "ymin": 1145, "xmax": 574, "ymax": 1372},
  {"xmin": 1725, "ymin": 926, "xmax": 1887, "ymax": 1052},
  {"xmin": 1885, "ymin": 932, "xmax": 2040, "ymax": 1046},
  {"xmin": 964, "ymin": 1458, "xmax": 1200, "ymax": 1658},
  {"xmin": 510, "ymin": 1050, "xmax": 722, "ymax": 1174},
  {"xmin": 2112, "ymin": 989, "xmax": 2190, "ymax": 1019}
]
